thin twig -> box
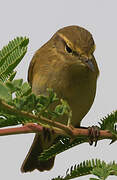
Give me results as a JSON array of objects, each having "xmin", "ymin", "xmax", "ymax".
[
  {"xmin": 0, "ymin": 99, "xmax": 72, "ymax": 136},
  {"xmin": 0, "ymin": 99, "xmax": 114, "ymax": 140}
]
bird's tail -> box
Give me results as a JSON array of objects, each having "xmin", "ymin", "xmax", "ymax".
[{"xmin": 21, "ymin": 133, "xmax": 55, "ymax": 172}]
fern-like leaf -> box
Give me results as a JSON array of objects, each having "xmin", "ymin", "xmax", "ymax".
[
  {"xmin": 0, "ymin": 37, "xmax": 29, "ymax": 67},
  {"xmin": 98, "ymin": 110, "xmax": 117, "ymax": 142},
  {"xmin": 7, "ymin": 71, "xmax": 17, "ymax": 81},
  {"xmin": 0, "ymin": 37, "xmax": 29, "ymax": 82},
  {"xmin": 52, "ymin": 159, "xmax": 117, "ymax": 180},
  {"xmin": 0, "ymin": 112, "xmax": 26, "ymax": 127},
  {"xmin": 99, "ymin": 111, "xmax": 117, "ymax": 130},
  {"xmin": 0, "ymin": 46, "xmax": 27, "ymax": 82},
  {"xmin": 39, "ymin": 136, "xmax": 86, "ymax": 161}
]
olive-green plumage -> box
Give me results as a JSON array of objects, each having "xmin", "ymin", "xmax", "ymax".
[{"xmin": 21, "ymin": 25, "xmax": 99, "ymax": 173}]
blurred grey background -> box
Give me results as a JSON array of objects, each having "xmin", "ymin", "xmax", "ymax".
[{"xmin": 0, "ymin": 0, "xmax": 117, "ymax": 179}]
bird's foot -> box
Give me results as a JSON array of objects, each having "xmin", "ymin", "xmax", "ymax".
[{"xmin": 88, "ymin": 126, "xmax": 100, "ymax": 146}]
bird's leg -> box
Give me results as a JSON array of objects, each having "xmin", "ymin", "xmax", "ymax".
[
  {"xmin": 23, "ymin": 123, "xmax": 55, "ymax": 143},
  {"xmin": 43, "ymin": 127, "xmax": 55, "ymax": 142},
  {"xmin": 88, "ymin": 126, "xmax": 100, "ymax": 146}
]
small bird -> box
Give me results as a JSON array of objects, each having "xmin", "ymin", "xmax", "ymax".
[{"xmin": 21, "ymin": 25, "xmax": 99, "ymax": 173}]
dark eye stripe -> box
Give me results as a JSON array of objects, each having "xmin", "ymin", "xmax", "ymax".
[{"xmin": 65, "ymin": 44, "xmax": 72, "ymax": 53}]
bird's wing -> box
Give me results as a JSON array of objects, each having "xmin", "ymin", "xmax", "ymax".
[{"xmin": 28, "ymin": 55, "xmax": 37, "ymax": 86}]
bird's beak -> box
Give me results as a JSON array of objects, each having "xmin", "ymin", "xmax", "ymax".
[{"xmin": 81, "ymin": 57, "xmax": 95, "ymax": 72}]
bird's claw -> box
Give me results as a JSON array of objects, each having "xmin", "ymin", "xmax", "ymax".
[{"xmin": 88, "ymin": 126, "xmax": 100, "ymax": 146}]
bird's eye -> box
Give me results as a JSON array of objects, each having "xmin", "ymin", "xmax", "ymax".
[{"xmin": 65, "ymin": 44, "xmax": 72, "ymax": 53}]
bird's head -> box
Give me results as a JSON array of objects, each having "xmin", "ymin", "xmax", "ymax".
[{"xmin": 51, "ymin": 25, "xmax": 99, "ymax": 77}]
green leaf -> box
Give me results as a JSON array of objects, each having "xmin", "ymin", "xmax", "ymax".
[
  {"xmin": 37, "ymin": 95, "xmax": 49, "ymax": 107},
  {"xmin": 7, "ymin": 71, "xmax": 17, "ymax": 81},
  {"xmin": 39, "ymin": 136, "xmax": 85, "ymax": 161},
  {"xmin": 5, "ymin": 79, "xmax": 23, "ymax": 94},
  {"xmin": 99, "ymin": 111, "xmax": 117, "ymax": 130},
  {"xmin": 0, "ymin": 81, "xmax": 11, "ymax": 102},
  {"xmin": 91, "ymin": 167, "xmax": 109, "ymax": 179},
  {"xmin": 0, "ymin": 37, "xmax": 29, "ymax": 67},
  {"xmin": 12, "ymin": 79, "xmax": 23, "ymax": 88},
  {"xmin": 99, "ymin": 111, "xmax": 117, "ymax": 143},
  {"xmin": 53, "ymin": 159, "xmax": 117, "ymax": 180},
  {"xmin": 20, "ymin": 82, "xmax": 31, "ymax": 96},
  {"xmin": 55, "ymin": 104, "xmax": 65, "ymax": 115},
  {"xmin": 13, "ymin": 93, "xmax": 37, "ymax": 111},
  {"xmin": 55, "ymin": 99, "xmax": 70, "ymax": 115},
  {"xmin": 6, "ymin": 80, "xmax": 31, "ymax": 98},
  {"xmin": 0, "ymin": 36, "xmax": 29, "ymax": 83},
  {"xmin": 47, "ymin": 88, "xmax": 59, "ymax": 103},
  {"xmin": 51, "ymin": 176, "xmax": 64, "ymax": 180},
  {"xmin": 1, "ymin": 47, "xmax": 27, "ymax": 81},
  {"xmin": 5, "ymin": 81, "xmax": 16, "ymax": 93}
]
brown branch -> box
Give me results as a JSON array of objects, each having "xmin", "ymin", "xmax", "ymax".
[
  {"xmin": 0, "ymin": 124, "xmax": 65, "ymax": 136},
  {"xmin": 0, "ymin": 123, "xmax": 113, "ymax": 142}
]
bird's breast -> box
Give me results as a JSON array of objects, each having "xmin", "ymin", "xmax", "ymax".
[{"xmin": 55, "ymin": 72, "xmax": 97, "ymax": 127}]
